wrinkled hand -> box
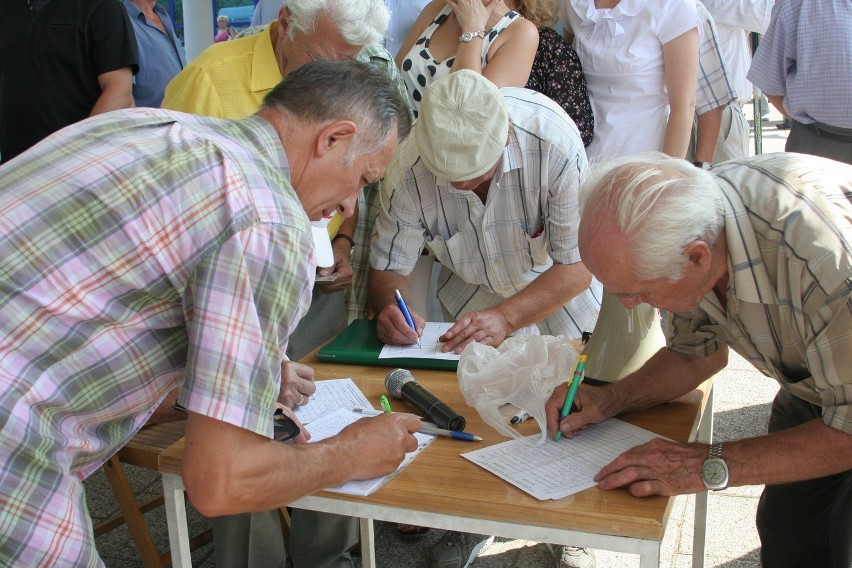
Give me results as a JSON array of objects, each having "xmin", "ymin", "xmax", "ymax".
[
  {"xmin": 278, "ymin": 360, "xmax": 316, "ymax": 409},
  {"xmin": 376, "ymin": 303, "xmax": 424, "ymax": 346},
  {"xmin": 594, "ymin": 439, "xmax": 708, "ymax": 497},
  {"xmin": 316, "ymin": 242, "xmax": 353, "ymax": 294},
  {"xmin": 448, "ymin": 0, "xmax": 499, "ymax": 33},
  {"xmin": 545, "ymin": 382, "xmax": 612, "ymax": 439},
  {"xmin": 336, "ymin": 413, "xmax": 422, "ymax": 480},
  {"xmin": 439, "ymin": 309, "xmax": 510, "ymax": 354}
]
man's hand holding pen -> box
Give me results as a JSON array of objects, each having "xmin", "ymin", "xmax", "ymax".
[
  {"xmin": 544, "ymin": 381, "xmax": 613, "ymax": 440},
  {"xmin": 334, "ymin": 413, "xmax": 423, "ymax": 480}
]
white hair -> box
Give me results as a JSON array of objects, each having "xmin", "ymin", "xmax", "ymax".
[
  {"xmin": 579, "ymin": 153, "xmax": 725, "ymax": 281},
  {"xmin": 285, "ymin": 0, "xmax": 389, "ymax": 46}
]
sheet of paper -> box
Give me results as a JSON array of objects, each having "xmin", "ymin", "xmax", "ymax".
[
  {"xmin": 306, "ymin": 409, "xmax": 434, "ymax": 496},
  {"xmin": 292, "ymin": 378, "xmax": 373, "ymax": 423},
  {"xmin": 462, "ymin": 419, "xmax": 666, "ymax": 500},
  {"xmin": 379, "ymin": 321, "xmax": 460, "ymax": 361}
]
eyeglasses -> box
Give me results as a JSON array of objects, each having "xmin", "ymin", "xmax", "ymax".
[{"xmin": 273, "ymin": 409, "xmax": 301, "ymax": 442}]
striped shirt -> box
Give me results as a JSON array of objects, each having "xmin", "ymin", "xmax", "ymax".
[
  {"xmin": 747, "ymin": 0, "xmax": 852, "ymax": 128},
  {"xmin": 371, "ymin": 88, "xmax": 602, "ymax": 338},
  {"xmin": 695, "ymin": 0, "xmax": 735, "ymax": 116},
  {"xmin": 664, "ymin": 153, "xmax": 852, "ymax": 435},
  {"xmin": 0, "ymin": 108, "xmax": 314, "ymax": 565}
]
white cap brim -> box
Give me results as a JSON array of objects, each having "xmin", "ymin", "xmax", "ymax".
[{"xmin": 311, "ymin": 225, "xmax": 335, "ymax": 268}]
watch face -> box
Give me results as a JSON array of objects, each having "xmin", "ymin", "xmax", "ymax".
[
  {"xmin": 461, "ymin": 31, "xmax": 473, "ymax": 41},
  {"xmin": 702, "ymin": 458, "xmax": 729, "ymax": 489}
]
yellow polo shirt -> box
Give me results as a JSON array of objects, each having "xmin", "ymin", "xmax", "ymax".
[{"xmin": 162, "ymin": 23, "xmax": 281, "ymax": 119}]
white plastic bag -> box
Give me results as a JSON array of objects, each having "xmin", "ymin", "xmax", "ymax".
[{"xmin": 457, "ymin": 335, "xmax": 579, "ymax": 445}]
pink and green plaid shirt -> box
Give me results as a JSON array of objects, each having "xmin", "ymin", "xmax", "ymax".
[{"xmin": 0, "ymin": 108, "xmax": 315, "ymax": 566}]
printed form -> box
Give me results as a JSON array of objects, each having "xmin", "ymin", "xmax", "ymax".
[
  {"xmin": 462, "ymin": 419, "xmax": 667, "ymax": 500},
  {"xmin": 306, "ymin": 409, "xmax": 434, "ymax": 496},
  {"xmin": 292, "ymin": 378, "xmax": 373, "ymax": 423},
  {"xmin": 378, "ymin": 322, "xmax": 460, "ymax": 361}
]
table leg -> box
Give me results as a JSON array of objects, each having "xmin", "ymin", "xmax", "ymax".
[
  {"xmin": 359, "ymin": 517, "xmax": 376, "ymax": 568},
  {"xmin": 637, "ymin": 540, "xmax": 661, "ymax": 567},
  {"xmin": 692, "ymin": 384, "xmax": 714, "ymax": 568},
  {"xmin": 162, "ymin": 472, "xmax": 192, "ymax": 568}
]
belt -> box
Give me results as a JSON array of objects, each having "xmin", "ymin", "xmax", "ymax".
[{"xmin": 797, "ymin": 120, "xmax": 852, "ymax": 142}]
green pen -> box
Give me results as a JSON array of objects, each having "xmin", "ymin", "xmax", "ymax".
[
  {"xmin": 380, "ymin": 395, "xmax": 393, "ymax": 414},
  {"xmin": 555, "ymin": 354, "xmax": 588, "ymax": 442}
]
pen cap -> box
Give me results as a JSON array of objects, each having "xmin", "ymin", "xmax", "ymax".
[{"xmin": 385, "ymin": 369, "xmax": 467, "ymax": 431}]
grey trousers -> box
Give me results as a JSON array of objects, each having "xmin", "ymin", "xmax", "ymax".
[
  {"xmin": 786, "ymin": 120, "xmax": 852, "ymax": 165},
  {"xmin": 755, "ymin": 389, "xmax": 852, "ymax": 568},
  {"xmin": 211, "ymin": 509, "xmax": 359, "ymax": 568}
]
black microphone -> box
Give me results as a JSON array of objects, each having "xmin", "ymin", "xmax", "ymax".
[{"xmin": 385, "ymin": 369, "xmax": 466, "ymax": 432}]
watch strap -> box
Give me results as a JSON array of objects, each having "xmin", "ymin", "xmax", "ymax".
[
  {"xmin": 708, "ymin": 442, "xmax": 723, "ymax": 459},
  {"xmin": 331, "ymin": 233, "xmax": 355, "ymax": 248}
]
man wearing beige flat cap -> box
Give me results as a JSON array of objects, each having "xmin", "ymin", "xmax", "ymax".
[{"xmin": 369, "ymin": 70, "xmax": 602, "ymax": 355}]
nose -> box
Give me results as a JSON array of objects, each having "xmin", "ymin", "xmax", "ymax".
[{"xmin": 337, "ymin": 193, "xmax": 358, "ymax": 218}]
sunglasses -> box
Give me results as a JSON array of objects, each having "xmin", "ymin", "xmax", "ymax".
[{"xmin": 273, "ymin": 409, "xmax": 301, "ymax": 442}]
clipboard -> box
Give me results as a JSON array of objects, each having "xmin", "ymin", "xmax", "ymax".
[{"xmin": 316, "ymin": 319, "xmax": 458, "ymax": 371}]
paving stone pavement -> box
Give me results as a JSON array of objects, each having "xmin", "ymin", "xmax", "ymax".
[{"xmin": 87, "ymin": 104, "xmax": 790, "ymax": 567}]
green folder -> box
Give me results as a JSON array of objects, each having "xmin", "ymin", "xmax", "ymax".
[{"xmin": 316, "ymin": 319, "xmax": 458, "ymax": 371}]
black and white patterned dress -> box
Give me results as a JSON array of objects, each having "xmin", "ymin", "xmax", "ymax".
[{"xmin": 399, "ymin": 5, "xmax": 521, "ymax": 119}]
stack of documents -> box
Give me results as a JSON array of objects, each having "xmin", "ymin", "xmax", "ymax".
[
  {"xmin": 293, "ymin": 378, "xmax": 434, "ymax": 496},
  {"xmin": 462, "ymin": 419, "xmax": 664, "ymax": 500}
]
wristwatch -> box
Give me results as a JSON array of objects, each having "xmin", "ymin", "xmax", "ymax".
[
  {"xmin": 692, "ymin": 161, "xmax": 711, "ymax": 170},
  {"xmin": 459, "ymin": 29, "xmax": 487, "ymax": 42},
  {"xmin": 701, "ymin": 442, "xmax": 729, "ymax": 491}
]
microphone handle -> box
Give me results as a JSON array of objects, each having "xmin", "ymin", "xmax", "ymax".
[{"xmin": 400, "ymin": 382, "xmax": 466, "ymax": 432}]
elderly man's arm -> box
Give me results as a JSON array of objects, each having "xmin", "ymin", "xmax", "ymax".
[
  {"xmin": 440, "ymin": 261, "xmax": 592, "ymax": 353},
  {"xmin": 368, "ymin": 268, "xmax": 424, "ymax": 345},
  {"xmin": 91, "ymin": 67, "xmax": 135, "ymax": 115},
  {"xmin": 595, "ymin": 417, "xmax": 852, "ymax": 498},
  {"xmin": 182, "ymin": 410, "xmax": 421, "ymax": 516}
]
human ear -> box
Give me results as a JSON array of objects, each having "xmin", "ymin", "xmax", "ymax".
[{"xmin": 315, "ymin": 120, "xmax": 357, "ymax": 157}]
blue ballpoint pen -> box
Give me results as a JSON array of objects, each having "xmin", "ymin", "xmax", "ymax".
[
  {"xmin": 419, "ymin": 425, "xmax": 483, "ymax": 442},
  {"xmin": 394, "ymin": 289, "xmax": 421, "ymax": 348}
]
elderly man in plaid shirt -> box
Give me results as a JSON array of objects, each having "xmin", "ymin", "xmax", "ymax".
[{"xmin": 0, "ymin": 60, "xmax": 418, "ymax": 567}]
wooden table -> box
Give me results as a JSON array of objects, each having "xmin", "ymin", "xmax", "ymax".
[{"xmin": 157, "ymin": 359, "xmax": 715, "ymax": 568}]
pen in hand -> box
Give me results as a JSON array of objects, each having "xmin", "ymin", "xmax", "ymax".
[
  {"xmin": 394, "ymin": 289, "xmax": 421, "ymax": 348},
  {"xmin": 352, "ymin": 408, "xmax": 481, "ymax": 441},
  {"xmin": 555, "ymin": 354, "xmax": 588, "ymax": 442}
]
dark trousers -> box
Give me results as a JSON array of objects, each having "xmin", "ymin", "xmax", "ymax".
[
  {"xmin": 786, "ymin": 121, "xmax": 852, "ymax": 165},
  {"xmin": 755, "ymin": 389, "xmax": 852, "ymax": 568}
]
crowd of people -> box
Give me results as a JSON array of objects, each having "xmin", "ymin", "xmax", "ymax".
[{"xmin": 0, "ymin": 1, "xmax": 849, "ymax": 568}]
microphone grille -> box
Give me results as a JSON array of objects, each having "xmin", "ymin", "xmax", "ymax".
[{"xmin": 385, "ymin": 368, "xmax": 413, "ymax": 398}]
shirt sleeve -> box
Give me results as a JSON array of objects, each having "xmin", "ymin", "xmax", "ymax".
[
  {"xmin": 543, "ymin": 138, "xmax": 586, "ymax": 266},
  {"xmin": 89, "ymin": 0, "xmax": 139, "ymax": 76},
  {"xmin": 695, "ymin": 2, "xmax": 736, "ymax": 115},
  {"xmin": 369, "ymin": 141, "xmax": 428, "ymax": 275},
  {"xmin": 180, "ymin": 222, "xmax": 314, "ymax": 438},
  {"xmin": 701, "ymin": 0, "xmax": 774, "ymax": 34},
  {"xmin": 162, "ymin": 66, "xmax": 225, "ymax": 117},
  {"xmin": 658, "ymin": 0, "xmax": 701, "ymax": 45},
  {"xmin": 746, "ymin": 2, "xmax": 791, "ymax": 96}
]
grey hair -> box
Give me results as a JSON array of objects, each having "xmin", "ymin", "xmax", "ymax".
[
  {"xmin": 284, "ymin": 0, "xmax": 389, "ymax": 46},
  {"xmin": 579, "ymin": 152, "xmax": 725, "ymax": 281},
  {"xmin": 262, "ymin": 60, "xmax": 412, "ymax": 161}
]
